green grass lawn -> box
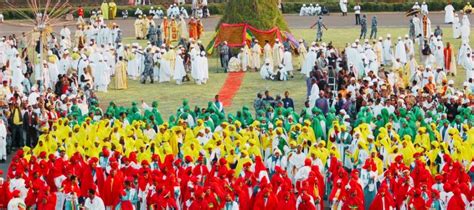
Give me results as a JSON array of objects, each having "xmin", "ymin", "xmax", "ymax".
[{"xmin": 98, "ymin": 27, "xmax": 471, "ymax": 118}]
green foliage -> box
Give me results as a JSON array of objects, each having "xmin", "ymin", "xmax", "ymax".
[{"xmin": 218, "ymin": 0, "xmax": 289, "ymax": 31}]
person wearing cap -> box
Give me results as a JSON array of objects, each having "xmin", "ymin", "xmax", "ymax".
[
  {"xmin": 382, "ymin": 35, "xmax": 393, "ymax": 66},
  {"xmin": 250, "ymin": 39, "xmax": 262, "ymax": 71},
  {"xmin": 272, "ymin": 39, "xmax": 283, "ymax": 68},
  {"xmin": 395, "ymin": 37, "xmax": 407, "ymax": 64},
  {"xmin": 237, "ymin": 47, "xmax": 249, "ymax": 72},
  {"xmin": 134, "ymin": 15, "xmax": 143, "ymax": 39}
]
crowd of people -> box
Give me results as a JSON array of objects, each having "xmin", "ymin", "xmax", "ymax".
[{"xmin": 0, "ymin": 1, "xmax": 473, "ymax": 210}]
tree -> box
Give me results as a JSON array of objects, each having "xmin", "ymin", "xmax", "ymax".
[{"xmin": 218, "ymin": 0, "xmax": 289, "ymax": 31}]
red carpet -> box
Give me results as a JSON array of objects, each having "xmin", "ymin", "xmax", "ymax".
[{"xmin": 217, "ymin": 72, "xmax": 246, "ymax": 107}]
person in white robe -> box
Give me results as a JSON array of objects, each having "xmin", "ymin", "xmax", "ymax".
[
  {"xmin": 282, "ymin": 49, "xmax": 293, "ymax": 77},
  {"xmin": 434, "ymin": 45, "xmax": 445, "ymax": 69},
  {"xmin": 58, "ymin": 51, "xmax": 71, "ymax": 76},
  {"xmin": 9, "ymin": 174, "xmax": 27, "ymax": 199},
  {"xmin": 453, "ymin": 13, "xmax": 461, "ymax": 38},
  {"xmin": 7, "ymin": 191, "xmax": 26, "ymax": 210},
  {"xmin": 127, "ymin": 47, "xmax": 139, "ymax": 79},
  {"xmin": 47, "ymin": 51, "xmax": 59, "ymax": 85},
  {"xmin": 260, "ymin": 59, "xmax": 274, "ymax": 80},
  {"xmin": 174, "ymin": 51, "xmax": 186, "ymax": 85},
  {"xmin": 60, "ymin": 26, "xmax": 71, "ymax": 44},
  {"xmin": 190, "ymin": 46, "xmax": 200, "ymax": 84},
  {"xmin": 197, "ymin": 51, "xmax": 209, "ymax": 84},
  {"xmin": 84, "ymin": 189, "xmax": 105, "ymax": 210},
  {"xmin": 395, "ymin": 37, "xmax": 407, "ymax": 64},
  {"xmin": 263, "ymin": 41, "xmax": 273, "ymax": 68},
  {"xmin": 339, "ymin": 0, "xmax": 348, "ymax": 15},
  {"xmin": 277, "ymin": 64, "xmax": 287, "ymax": 81},
  {"xmin": 95, "ymin": 56, "xmax": 110, "ymax": 92},
  {"xmin": 404, "ymin": 35, "xmax": 415, "ymax": 59},
  {"xmin": 273, "ymin": 39, "xmax": 284, "ymax": 68},
  {"xmin": 159, "ymin": 50, "xmax": 172, "ymax": 83},
  {"xmin": 237, "ymin": 48, "xmax": 249, "ymax": 72},
  {"xmin": 421, "ymin": 1, "xmax": 429, "ymax": 14},
  {"xmin": 308, "ymin": 83, "xmax": 320, "ymax": 109},
  {"xmin": 444, "ymin": 4, "xmax": 455, "ymax": 23},
  {"xmin": 300, "ymin": 4, "xmax": 307, "ymax": 16},
  {"xmin": 458, "ymin": 42, "xmax": 471, "ymax": 66},
  {"xmin": 251, "ymin": 40, "xmax": 262, "ymax": 70},
  {"xmin": 346, "ymin": 43, "xmax": 364, "ymax": 79},
  {"xmin": 461, "ymin": 50, "xmax": 474, "ymax": 80},
  {"xmin": 364, "ymin": 45, "xmax": 378, "ymax": 75},
  {"xmin": 0, "ymin": 119, "xmax": 6, "ymax": 162},
  {"xmin": 461, "ymin": 14, "xmax": 471, "ymax": 43},
  {"xmin": 301, "ymin": 48, "xmax": 317, "ymax": 77},
  {"xmin": 10, "ymin": 54, "xmax": 24, "ymax": 90},
  {"xmin": 413, "ymin": 15, "xmax": 422, "ymax": 39},
  {"xmin": 382, "ymin": 35, "xmax": 393, "ymax": 65}
]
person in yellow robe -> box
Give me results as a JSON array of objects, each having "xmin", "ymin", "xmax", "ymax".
[
  {"xmin": 108, "ymin": 0, "xmax": 117, "ymax": 19},
  {"xmin": 101, "ymin": 0, "xmax": 109, "ymax": 20},
  {"xmin": 114, "ymin": 56, "xmax": 128, "ymax": 89},
  {"xmin": 134, "ymin": 16, "xmax": 143, "ymax": 39}
]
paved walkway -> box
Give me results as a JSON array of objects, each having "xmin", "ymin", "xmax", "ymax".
[{"xmin": 0, "ymin": 12, "xmax": 453, "ymax": 37}]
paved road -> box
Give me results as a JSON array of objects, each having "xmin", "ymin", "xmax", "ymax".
[{"xmin": 0, "ymin": 12, "xmax": 453, "ymax": 37}]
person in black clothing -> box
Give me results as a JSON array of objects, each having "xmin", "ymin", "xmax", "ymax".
[
  {"xmin": 445, "ymin": 97, "xmax": 459, "ymax": 122},
  {"xmin": 282, "ymin": 91, "xmax": 294, "ymax": 109},
  {"xmin": 263, "ymin": 90, "xmax": 275, "ymax": 107},
  {"xmin": 22, "ymin": 105, "xmax": 38, "ymax": 147}
]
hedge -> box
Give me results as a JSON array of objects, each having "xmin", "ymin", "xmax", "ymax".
[{"xmin": 1, "ymin": 1, "xmax": 470, "ymax": 20}]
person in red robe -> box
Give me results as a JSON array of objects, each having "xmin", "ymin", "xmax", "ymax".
[
  {"xmin": 253, "ymin": 187, "xmax": 278, "ymax": 210},
  {"xmin": 276, "ymin": 191, "xmax": 296, "ymax": 210},
  {"xmin": 77, "ymin": 6, "xmax": 84, "ymax": 17},
  {"xmin": 444, "ymin": 42, "xmax": 454, "ymax": 75},
  {"xmin": 394, "ymin": 177, "xmax": 411, "ymax": 208},
  {"xmin": 408, "ymin": 188, "xmax": 427, "ymax": 210},
  {"xmin": 369, "ymin": 185, "xmax": 395, "ymax": 210},
  {"xmin": 80, "ymin": 157, "xmax": 105, "ymax": 197},
  {"xmin": 101, "ymin": 161, "xmax": 124, "ymax": 209},
  {"xmin": 447, "ymin": 188, "xmax": 467, "ymax": 210},
  {"xmin": 189, "ymin": 187, "xmax": 207, "ymax": 210},
  {"xmin": 329, "ymin": 179, "xmax": 345, "ymax": 209},
  {"xmin": 0, "ymin": 170, "xmax": 10, "ymax": 209},
  {"xmin": 347, "ymin": 170, "xmax": 364, "ymax": 207},
  {"xmin": 342, "ymin": 188, "xmax": 364, "ymax": 210},
  {"xmin": 297, "ymin": 193, "xmax": 316, "ymax": 210},
  {"xmin": 25, "ymin": 183, "xmax": 41, "ymax": 208},
  {"xmin": 36, "ymin": 186, "xmax": 56, "ymax": 210}
]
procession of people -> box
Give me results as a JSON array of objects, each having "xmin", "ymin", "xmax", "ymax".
[{"xmin": 0, "ymin": 1, "xmax": 473, "ymax": 210}]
